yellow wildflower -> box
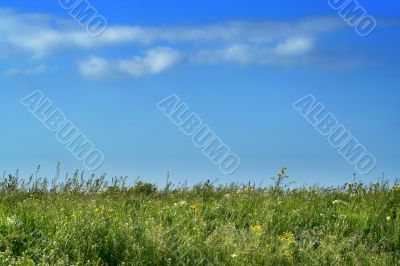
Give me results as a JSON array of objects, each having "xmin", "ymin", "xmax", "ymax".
[
  {"xmin": 278, "ymin": 231, "xmax": 295, "ymax": 246},
  {"xmin": 283, "ymin": 250, "xmax": 293, "ymax": 262},
  {"xmin": 190, "ymin": 203, "xmax": 200, "ymax": 214},
  {"xmin": 250, "ymin": 225, "xmax": 263, "ymax": 234}
]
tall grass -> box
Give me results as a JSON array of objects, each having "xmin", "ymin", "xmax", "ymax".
[{"xmin": 0, "ymin": 167, "xmax": 399, "ymax": 265}]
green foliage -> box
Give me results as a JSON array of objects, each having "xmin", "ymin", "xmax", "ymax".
[
  {"xmin": 0, "ymin": 169, "xmax": 399, "ymax": 265},
  {"xmin": 131, "ymin": 180, "xmax": 157, "ymax": 196}
]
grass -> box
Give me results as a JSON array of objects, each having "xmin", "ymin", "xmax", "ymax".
[{"xmin": 0, "ymin": 167, "xmax": 399, "ymax": 265}]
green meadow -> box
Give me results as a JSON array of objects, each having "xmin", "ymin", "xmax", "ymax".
[{"xmin": 0, "ymin": 168, "xmax": 399, "ymax": 265}]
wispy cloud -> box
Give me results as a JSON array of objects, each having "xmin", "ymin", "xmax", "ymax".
[
  {"xmin": 275, "ymin": 37, "xmax": 314, "ymax": 56},
  {"xmin": 78, "ymin": 56, "xmax": 109, "ymax": 78},
  {"xmin": 191, "ymin": 36, "xmax": 315, "ymax": 67},
  {"xmin": 78, "ymin": 47, "xmax": 180, "ymax": 78},
  {"xmin": 0, "ymin": 8, "xmax": 342, "ymax": 56},
  {"xmin": 117, "ymin": 47, "xmax": 181, "ymax": 77},
  {"xmin": 2, "ymin": 65, "xmax": 47, "ymax": 77},
  {"xmin": 0, "ymin": 8, "xmax": 340, "ymax": 56},
  {"xmin": 0, "ymin": 8, "xmax": 384, "ymax": 78}
]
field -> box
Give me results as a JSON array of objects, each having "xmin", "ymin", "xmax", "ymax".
[{"xmin": 0, "ymin": 168, "xmax": 400, "ymax": 265}]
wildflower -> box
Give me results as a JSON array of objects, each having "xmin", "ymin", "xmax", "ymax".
[
  {"xmin": 386, "ymin": 216, "xmax": 391, "ymax": 221},
  {"xmin": 191, "ymin": 203, "xmax": 200, "ymax": 214},
  {"xmin": 283, "ymin": 250, "xmax": 293, "ymax": 262},
  {"xmin": 174, "ymin": 200, "xmax": 187, "ymax": 207},
  {"xmin": 250, "ymin": 225, "xmax": 263, "ymax": 234},
  {"xmin": 392, "ymin": 184, "xmax": 400, "ymax": 191},
  {"xmin": 279, "ymin": 231, "xmax": 295, "ymax": 246},
  {"xmin": 332, "ymin": 199, "xmax": 348, "ymax": 205},
  {"xmin": 6, "ymin": 217, "xmax": 16, "ymax": 226},
  {"xmin": 230, "ymin": 253, "xmax": 238, "ymax": 258}
]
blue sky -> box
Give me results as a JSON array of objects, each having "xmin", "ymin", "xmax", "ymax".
[{"xmin": 0, "ymin": 0, "xmax": 399, "ymax": 187}]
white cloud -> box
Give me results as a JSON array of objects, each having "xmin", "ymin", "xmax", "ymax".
[
  {"xmin": 2, "ymin": 65, "xmax": 47, "ymax": 77},
  {"xmin": 117, "ymin": 47, "xmax": 181, "ymax": 77},
  {"xmin": 78, "ymin": 47, "xmax": 180, "ymax": 78},
  {"xmin": 0, "ymin": 8, "xmax": 342, "ymax": 59},
  {"xmin": 2, "ymin": 68, "xmax": 21, "ymax": 76},
  {"xmin": 95, "ymin": 17, "xmax": 342, "ymax": 46},
  {"xmin": 78, "ymin": 56, "xmax": 109, "ymax": 78},
  {"xmin": 192, "ymin": 36, "xmax": 314, "ymax": 67},
  {"xmin": 26, "ymin": 65, "xmax": 47, "ymax": 75},
  {"xmin": 275, "ymin": 37, "xmax": 314, "ymax": 56},
  {"xmin": 0, "ymin": 8, "xmax": 376, "ymax": 75}
]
